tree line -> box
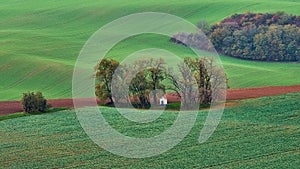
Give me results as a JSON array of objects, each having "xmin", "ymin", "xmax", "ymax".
[
  {"xmin": 95, "ymin": 57, "xmax": 227, "ymax": 109},
  {"xmin": 171, "ymin": 12, "xmax": 300, "ymax": 62}
]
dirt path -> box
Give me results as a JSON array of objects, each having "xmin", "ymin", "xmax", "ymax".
[{"xmin": 1, "ymin": 85, "xmax": 300, "ymax": 116}]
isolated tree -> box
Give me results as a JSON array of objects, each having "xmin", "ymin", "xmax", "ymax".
[{"xmin": 22, "ymin": 91, "xmax": 50, "ymax": 113}]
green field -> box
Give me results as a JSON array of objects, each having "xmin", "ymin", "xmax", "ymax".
[
  {"xmin": 1, "ymin": 93, "xmax": 299, "ymax": 168},
  {"xmin": 1, "ymin": 0, "xmax": 300, "ymax": 101}
]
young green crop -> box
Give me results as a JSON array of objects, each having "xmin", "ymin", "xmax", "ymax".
[
  {"xmin": 1, "ymin": 92, "xmax": 299, "ymax": 168},
  {"xmin": 1, "ymin": 0, "xmax": 300, "ymax": 101}
]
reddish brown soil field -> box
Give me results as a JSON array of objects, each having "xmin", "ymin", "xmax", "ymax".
[
  {"xmin": 0, "ymin": 98, "xmax": 103, "ymax": 116},
  {"xmin": 226, "ymin": 85, "xmax": 300, "ymax": 100},
  {"xmin": 1, "ymin": 85, "xmax": 300, "ymax": 116}
]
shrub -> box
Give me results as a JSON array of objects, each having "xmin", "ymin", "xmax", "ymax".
[{"xmin": 21, "ymin": 92, "xmax": 51, "ymax": 113}]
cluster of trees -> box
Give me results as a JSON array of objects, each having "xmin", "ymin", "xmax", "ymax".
[
  {"xmin": 95, "ymin": 57, "xmax": 227, "ymax": 109},
  {"xmin": 218, "ymin": 12, "xmax": 300, "ymax": 28},
  {"xmin": 171, "ymin": 12, "xmax": 300, "ymax": 62}
]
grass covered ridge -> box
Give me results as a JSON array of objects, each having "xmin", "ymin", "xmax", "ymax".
[{"xmin": 1, "ymin": 0, "xmax": 300, "ymax": 100}]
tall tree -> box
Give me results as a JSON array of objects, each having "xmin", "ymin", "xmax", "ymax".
[
  {"xmin": 167, "ymin": 57, "xmax": 227, "ymax": 107},
  {"xmin": 146, "ymin": 58, "xmax": 166, "ymax": 104},
  {"xmin": 129, "ymin": 71, "xmax": 151, "ymax": 108},
  {"xmin": 184, "ymin": 57, "xmax": 212, "ymax": 105},
  {"xmin": 95, "ymin": 58, "xmax": 119, "ymax": 103},
  {"xmin": 166, "ymin": 62, "xmax": 198, "ymax": 109}
]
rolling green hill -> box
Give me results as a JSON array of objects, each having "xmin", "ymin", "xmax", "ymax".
[
  {"xmin": 1, "ymin": 0, "xmax": 300, "ymax": 101},
  {"xmin": 1, "ymin": 93, "xmax": 299, "ymax": 168}
]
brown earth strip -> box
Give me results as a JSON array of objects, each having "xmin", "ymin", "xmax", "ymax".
[
  {"xmin": 1, "ymin": 85, "xmax": 300, "ymax": 116},
  {"xmin": 226, "ymin": 85, "xmax": 300, "ymax": 100}
]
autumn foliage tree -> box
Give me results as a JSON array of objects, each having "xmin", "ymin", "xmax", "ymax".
[{"xmin": 95, "ymin": 58, "xmax": 119, "ymax": 104}]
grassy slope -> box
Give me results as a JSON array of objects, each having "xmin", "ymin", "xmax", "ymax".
[
  {"xmin": 1, "ymin": 93, "xmax": 299, "ymax": 168},
  {"xmin": 1, "ymin": 0, "xmax": 300, "ymax": 101}
]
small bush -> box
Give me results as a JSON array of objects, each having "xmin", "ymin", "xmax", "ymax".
[{"xmin": 21, "ymin": 92, "xmax": 51, "ymax": 113}]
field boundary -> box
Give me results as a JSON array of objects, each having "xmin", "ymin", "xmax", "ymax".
[{"xmin": 1, "ymin": 84, "xmax": 300, "ymax": 116}]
